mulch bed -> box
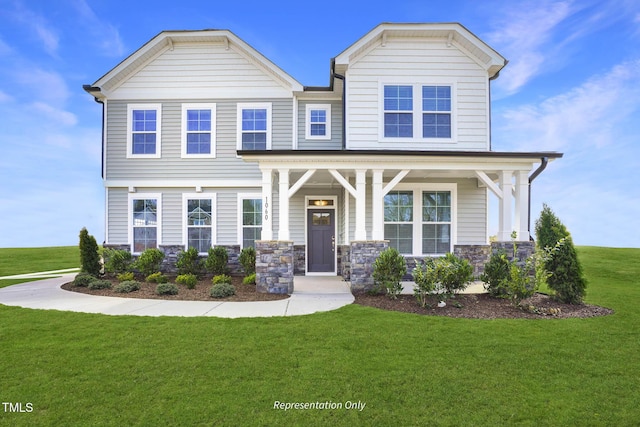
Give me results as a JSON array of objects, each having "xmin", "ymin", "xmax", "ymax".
[
  {"xmin": 62, "ymin": 276, "xmax": 613, "ymax": 319},
  {"xmin": 353, "ymin": 292, "xmax": 614, "ymax": 319},
  {"xmin": 61, "ymin": 276, "xmax": 289, "ymax": 302}
]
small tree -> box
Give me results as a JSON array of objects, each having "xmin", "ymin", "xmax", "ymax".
[
  {"xmin": 79, "ymin": 228, "xmax": 101, "ymax": 276},
  {"xmin": 437, "ymin": 252, "xmax": 473, "ymax": 299},
  {"xmin": 372, "ymin": 247, "xmax": 407, "ymax": 299},
  {"xmin": 535, "ymin": 204, "xmax": 587, "ymax": 304},
  {"xmin": 412, "ymin": 257, "xmax": 438, "ymax": 307},
  {"xmin": 239, "ymin": 246, "xmax": 256, "ymax": 275}
]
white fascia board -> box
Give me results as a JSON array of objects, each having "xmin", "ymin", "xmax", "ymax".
[{"xmin": 105, "ymin": 179, "xmax": 261, "ymax": 188}]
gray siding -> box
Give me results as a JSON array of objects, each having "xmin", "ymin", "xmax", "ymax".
[
  {"xmin": 105, "ymin": 98, "xmax": 293, "ymax": 181},
  {"xmin": 297, "ymin": 99, "xmax": 343, "ymax": 150}
]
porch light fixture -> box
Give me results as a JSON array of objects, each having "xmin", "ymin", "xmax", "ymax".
[{"xmin": 310, "ymin": 199, "xmax": 332, "ymax": 206}]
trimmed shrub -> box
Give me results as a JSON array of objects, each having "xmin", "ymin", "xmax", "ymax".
[
  {"xmin": 210, "ymin": 282, "xmax": 235, "ymax": 298},
  {"xmin": 73, "ymin": 272, "xmax": 97, "ymax": 287},
  {"xmin": 176, "ymin": 273, "xmax": 198, "ymax": 289},
  {"xmin": 176, "ymin": 247, "xmax": 203, "ymax": 276},
  {"xmin": 146, "ymin": 272, "xmax": 168, "ymax": 284},
  {"xmin": 135, "ymin": 248, "xmax": 165, "ymax": 277},
  {"xmin": 88, "ymin": 279, "xmax": 112, "ymax": 290},
  {"xmin": 437, "ymin": 253, "xmax": 473, "ymax": 299},
  {"xmin": 114, "ymin": 281, "xmax": 141, "ymax": 293},
  {"xmin": 103, "ymin": 249, "xmax": 133, "ymax": 275},
  {"xmin": 212, "ymin": 274, "xmax": 232, "ymax": 285},
  {"xmin": 156, "ymin": 283, "xmax": 179, "ymax": 295},
  {"xmin": 79, "ymin": 228, "xmax": 101, "ymax": 276},
  {"xmin": 242, "ymin": 273, "xmax": 256, "ymax": 285},
  {"xmin": 480, "ymin": 250, "xmax": 511, "ymax": 298},
  {"xmin": 412, "ymin": 257, "xmax": 438, "ymax": 307},
  {"xmin": 205, "ymin": 246, "xmax": 229, "ymax": 276},
  {"xmin": 117, "ymin": 272, "xmax": 135, "ymax": 282},
  {"xmin": 239, "ymin": 246, "xmax": 256, "ymax": 275},
  {"xmin": 535, "ymin": 204, "xmax": 587, "ymax": 304},
  {"xmin": 372, "ymin": 247, "xmax": 407, "ymax": 299}
]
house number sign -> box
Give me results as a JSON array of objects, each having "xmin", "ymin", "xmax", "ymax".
[{"xmin": 264, "ymin": 196, "xmax": 269, "ymax": 221}]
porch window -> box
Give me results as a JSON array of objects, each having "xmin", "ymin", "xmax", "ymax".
[
  {"xmin": 422, "ymin": 191, "xmax": 451, "ymax": 254},
  {"xmin": 383, "ymin": 85, "xmax": 413, "ymax": 138},
  {"xmin": 186, "ymin": 199, "xmax": 213, "ymax": 253},
  {"xmin": 132, "ymin": 198, "xmax": 158, "ymax": 253},
  {"xmin": 383, "ymin": 191, "xmax": 413, "ymax": 254},
  {"xmin": 241, "ymin": 198, "xmax": 262, "ymax": 248}
]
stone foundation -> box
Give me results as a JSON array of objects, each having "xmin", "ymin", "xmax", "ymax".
[
  {"xmin": 490, "ymin": 241, "xmax": 535, "ymax": 267},
  {"xmin": 158, "ymin": 245, "xmax": 184, "ymax": 273},
  {"xmin": 255, "ymin": 240, "xmax": 294, "ymax": 294},
  {"xmin": 337, "ymin": 245, "xmax": 351, "ymax": 280},
  {"xmin": 294, "ymin": 245, "xmax": 306, "ymax": 276},
  {"xmin": 454, "ymin": 245, "xmax": 492, "ymax": 276},
  {"xmin": 349, "ymin": 240, "xmax": 388, "ymax": 292}
]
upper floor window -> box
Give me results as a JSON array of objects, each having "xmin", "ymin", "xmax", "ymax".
[
  {"xmin": 182, "ymin": 104, "xmax": 216, "ymax": 158},
  {"xmin": 237, "ymin": 103, "xmax": 271, "ymax": 151},
  {"xmin": 381, "ymin": 84, "xmax": 453, "ymax": 141},
  {"xmin": 383, "ymin": 85, "xmax": 413, "ymax": 138},
  {"xmin": 127, "ymin": 104, "xmax": 161, "ymax": 158},
  {"xmin": 422, "ymin": 86, "xmax": 451, "ymax": 138},
  {"xmin": 306, "ymin": 104, "xmax": 331, "ymax": 140}
]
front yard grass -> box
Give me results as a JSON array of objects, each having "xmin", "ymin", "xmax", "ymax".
[
  {"xmin": 0, "ymin": 246, "xmax": 638, "ymax": 426},
  {"xmin": 0, "ymin": 246, "xmax": 79, "ymax": 288}
]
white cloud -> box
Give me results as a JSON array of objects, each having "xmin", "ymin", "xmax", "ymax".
[
  {"xmin": 12, "ymin": 67, "xmax": 71, "ymax": 105},
  {"xmin": 11, "ymin": 2, "xmax": 60, "ymax": 57},
  {"xmin": 31, "ymin": 102, "xmax": 78, "ymax": 127},
  {"xmin": 486, "ymin": 0, "xmax": 575, "ymax": 95},
  {"xmin": 71, "ymin": 0, "xmax": 126, "ymax": 57},
  {"xmin": 0, "ymin": 90, "xmax": 13, "ymax": 103}
]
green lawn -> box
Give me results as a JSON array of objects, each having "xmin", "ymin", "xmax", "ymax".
[
  {"xmin": 0, "ymin": 246, "xmax": 638, "ymax": 426},
  {"xmin": 0, "ymin": 246, "xmax": 79, "ymax": 287}
]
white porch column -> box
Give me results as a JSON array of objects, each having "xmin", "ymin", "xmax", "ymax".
[
  {"xmin": 371, "ymin": 169, "xmax": 384, "ymax": 240},
  {"xmin": 497, "ymin": 170, "xmax": 513, "ymax": 241},
  {"xmin": 354, "ymin": 169, "xmax": 367, "ymax": 240},
  {"xmin": 514, "ymin": 171, "xmax": 530, "ymax": 241},
  {"xmin": 278, "ymin": 169, "xmax": 290, "ymax": 241},
  {"xmin": 261, "ymin": 168, "xmax": 273, "ymax": 240}
]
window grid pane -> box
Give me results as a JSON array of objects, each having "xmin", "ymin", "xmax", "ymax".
[
  {"xmin": 242, "ymin": 199, "xmax": 262, "ymax": 248},
  {"xmin": 422, "ymin": 85, "xmax": 451, "ymax": 138},
  {"xmin": 133, "ymin": 198, "xmax": 158, "ymax": 252},
  {"xmin": 187, "ymin": 199, "xmax": 212, "ymax": 252},
  {"xmin": 384, "ymin": 85, "xmax": 413, "ymax": 138},
  {"xmin": 384, "ymin": 191, "xmax": 413, "ymax": 253},
  {"xmin": 132, "ymin": 110, "xmax": 157, "ymax": 155},
  {"xmin": 241, "ymin": 108, "xmax": 267, "ymax": 149},
  {"xmin": 422, "ymin": 191, "xmax": 451, "ymax": 254}
]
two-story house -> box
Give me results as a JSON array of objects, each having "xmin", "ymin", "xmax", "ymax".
[{"xmin": 84, "ymin": 23, "xmax": 561, "ymax": 293}]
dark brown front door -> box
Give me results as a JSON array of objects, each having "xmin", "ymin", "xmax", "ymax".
[{"xmin": 307, "ymin": 209, "xmax": 335, "ymax": 273}]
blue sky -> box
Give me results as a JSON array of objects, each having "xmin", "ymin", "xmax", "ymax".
[{"xmin": 0, "ymin": 0, "xmax": 638, "ymax": 248}]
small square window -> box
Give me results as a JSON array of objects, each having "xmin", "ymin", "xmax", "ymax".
[{"xmin": 306, "ymin": 104, "xmax": 331, "ymax": 140}]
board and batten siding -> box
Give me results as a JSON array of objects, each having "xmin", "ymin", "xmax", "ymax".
[
  {"xmin": 296, "ymin": 99, "xmax": 343, "ymax": 150},
  {"xmin": 104, "ymin": 99, "xmax": 293, "ymax": 181},
  {"xmin": 345, "ymin": 39, "xmax": 490, "ymax": 151},
  {"xmin": 108, "ymin": 42, "xmax": 293, "ymax": 100}
]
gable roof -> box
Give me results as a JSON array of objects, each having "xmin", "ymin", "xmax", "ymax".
[
  {"xmin": 88, "ymin": 29, "xmax": 304, "ymax": 98},
  {"xmin": 334, "ymin": 23, "xmax": 507, "ymax": 78}
]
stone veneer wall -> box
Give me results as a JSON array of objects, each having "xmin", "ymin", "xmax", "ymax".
[
  {"xmin": 337, "ymin": 245, "xmax": 351, "ymax": 280},
  {"xmin": 255, "ymin": 240, "xmax": 294, "ymax": 294},
  {"xmin": 350, "ymin": 240, "xmax": 388, "ymax": 292},
  {"xmin": 490, "ymin": 241, "xmax": 535, "ymax": 267},
  {"xmin": 453, "ymin": 245, "xmax": 492, "ymax": 276},
  {"xmin": 293, "ymin": 245, "xmax": 306, "ymax": 276}
]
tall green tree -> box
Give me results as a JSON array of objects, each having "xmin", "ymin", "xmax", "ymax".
[
  {"xmin": 79, "ymin": 227, "xmax": 101, "ymax": 276},
  {"xmin": 534, "ymin": 204, "xmax": 587, "ymax": 304}
]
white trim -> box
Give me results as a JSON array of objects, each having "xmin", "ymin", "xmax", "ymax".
[
  {"xmin": 378, "ymin": 81, "xmax": 457, "ymax": 144},
  {"xmin": 383, "ymin": 183, "xmax": 457, "ymax": 256},
  {"xmin": 305, "ymin": 195, "xmax": 338, "ymax": 276},
  {"xmin": 292, "ymin": 96, "xmax": 298, "ymax": 149},
  {"xmin": 104, "ymin": 179, "xmax": 261, "ymax": 188},
  {"xmin": 128, "ymin": 192, "xmax": 162, "ymax": 254},
  {"xmin": 182, "ymin": 193, "xmax": 217, "ymax": 254},
  {"xmin": 126, "ymin": 104, "xmax": 162, "ymax": 159},
  {"xmin": 237, "ymin": 193, "xmax": 263, "ymax": 249},
  {"xmin": 104, "ymin": 188, "xmax": 110, "ymax": 244},
  {"xmin": 102, "ymin": 99, "xmax": 108, "ymax": 178},
  {"xmin": 305, "ymin": 104, "xmax": 332, "ymax": 140},
  {"xmin": 236, "ymin": 102, "xmax": 272, "ymax": 151},
  {"xmin": 181, "ymin": 103, "xmax": 216, "ymax": 158}
]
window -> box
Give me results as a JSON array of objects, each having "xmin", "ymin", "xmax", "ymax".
[
  {"xmin": 381, "ymin": 84, "xmax": 453, "ymax": 141},
  {"xmin": 383, "ymin": 191, "xmax": 413, "ymax": 254},
  {"xmin": 422, "ymin": 191, "xmax": 451, "ymax": 254},
  {"xmin": 422, "ymin": 86, "xmax": 451, "ymax": 138},
  {"xmin": 305, "ymin": 104, "xmax": 331, "ymax": 140},
  {"xmin": 186, "ymin": 198, "xmax": 213, "ymax": 253},
  {"xmin": 130, "ymin": 195, "xmax": 161, "ymax": 253},
  {"xmin": 382, "ymin": 186, "xmax": 455, "ymax": 255},
  {"xmin": 238, "ymin": 195, "xmax": 262, "ymax": 248},
  {"xmin": 182, "ymin": 104, "xmax": 216, "ymax": 157},
  {"xmin": 237, "ymin": 103, "xmax": 271, "ymax": 150},
  {"xmin": 383, "ymin": 85, "xmax": 413, "ymax": 138},
  {"xmin": 127, "ymin": 104, "xmax": 161, "ymax": 158}
]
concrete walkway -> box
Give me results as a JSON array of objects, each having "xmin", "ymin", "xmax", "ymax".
[{"xmin": 0, "ymin": 274, "xmax": 354, "ymax": 318}]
